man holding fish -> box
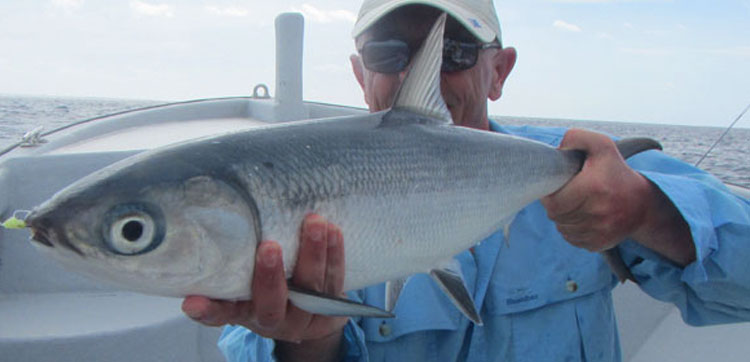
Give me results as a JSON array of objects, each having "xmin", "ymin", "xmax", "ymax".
[{"xmin": 180, "ymin": 0, "xmax": 750, "ymax": 361}]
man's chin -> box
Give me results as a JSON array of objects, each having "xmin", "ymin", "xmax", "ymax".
[{"xmin": 446, "ymin": 106, "xmax": 461, "ymax": 124}]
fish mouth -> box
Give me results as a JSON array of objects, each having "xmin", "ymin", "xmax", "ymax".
[
  {"xmin": 27, "ymin": 215, "xmax": 85, "ymax": 257},
  {"xmin": 30, "ymin": 227, "xmax": 54, "ymax": 248}
]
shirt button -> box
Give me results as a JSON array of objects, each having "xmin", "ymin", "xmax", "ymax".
[
  {"xmin": 379, "ymin": 323, "xmax": 392, "ymax": 337},
  {"xmin": 566, "ymin": 280, "xmax": 578, "ymax": 293}
]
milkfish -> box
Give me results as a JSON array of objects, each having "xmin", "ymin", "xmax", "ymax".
[{"xmin": 23, "ymin": 14, "xmax": 658, "ymax": 323}]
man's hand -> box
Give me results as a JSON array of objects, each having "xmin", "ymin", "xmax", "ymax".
[
  {"xmin": 181, "ymin": 214, "xmax": 349, "ymax": 362},
  {"xmin": 541, "ymin": 129, "xmax": 695, "ymax": 266}
]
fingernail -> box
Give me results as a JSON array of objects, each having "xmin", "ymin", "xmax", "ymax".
[
  {"xmin": 328, "ymin": 227, "xmax": 341, "ymax": 248},
  {"xmin": 184, "ymin": 308, "xmax": 203, "ymax": 320},
  {"xmin": 304, "ymin": 214, "xmax": 327, "ymax": 243},
  {"xmin": 263, "ymin": 246, "xmax": 279, "ymax": 268},
  {"xmin": 309, "ymin": 226, "xmax": 324, "ymax": 243}
]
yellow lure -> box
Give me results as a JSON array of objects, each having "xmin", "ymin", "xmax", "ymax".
[
  {"xmin": 2, "ymin": 210, "xmax": 31, "ymax": 229},
  {"xmin": 2, "ymin": 216, "xmax": 27, "ymax": 229}
]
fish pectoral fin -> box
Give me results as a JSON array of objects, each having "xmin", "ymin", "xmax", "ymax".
[
  {"xmin": 287, "ymin": 286, "xmax": 394, "ymax": 318},
  {"xmin": 385, "ymin": 277, "xmax": 410, "ymax": 312},
  {"xmin": 430, "ymin": 260, "xmax": 483, "ymax": 325}
]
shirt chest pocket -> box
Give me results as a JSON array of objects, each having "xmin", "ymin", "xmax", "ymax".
[
  {"xmin": 359, "ymin": 274, "xmax": 463, "ymax": 340},
  {"xmin": 483, "ymin": 205, "xmax": 617, "ymax": 316},
  {"xmin": 483, "ymin": 257, "xmax": 614, "ymax": 317},
  {"xmin": 358, "ymin": 274, "xmax": 467, "ymax": 361}
]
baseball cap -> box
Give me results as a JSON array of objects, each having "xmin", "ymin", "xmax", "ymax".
[{"xmin": 352, "ymin": 0, "xmax": 502, "ymax": 43}]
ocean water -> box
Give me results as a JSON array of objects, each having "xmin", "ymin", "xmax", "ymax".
[{"xmin": 0, "ymin": 95, "xmax": 747, "ymax": 187}]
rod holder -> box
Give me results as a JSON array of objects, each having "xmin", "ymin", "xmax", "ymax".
[{"xmin": 274, "ymin": 13, "xmax": 307, "ymax": 121}]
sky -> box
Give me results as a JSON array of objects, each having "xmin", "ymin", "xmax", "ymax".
[{"xmin": 0, "ymin": 0, "xmax": 749, "ymax": 127}]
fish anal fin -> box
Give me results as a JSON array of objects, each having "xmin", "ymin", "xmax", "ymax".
[{"xmin": 430, "ymin": 260, "xmax": 483, "ymax": 325}]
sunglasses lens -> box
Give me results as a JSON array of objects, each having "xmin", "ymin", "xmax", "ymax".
[
  {"xmin": 441, "ymin": 39, "xmax": 478, "ymax": 72},
  {"xmin": 362, "ymin": 40, "xmax": 410, "ymax": 74},
  {"xmin": 361, "ymin": 38, "xmax": 482, "ymax": 73}
]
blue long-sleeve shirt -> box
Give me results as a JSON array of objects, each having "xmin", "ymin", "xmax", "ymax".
[{"xmin": 218, "ymin": 123, "xmax": 750, "ymax": 361}]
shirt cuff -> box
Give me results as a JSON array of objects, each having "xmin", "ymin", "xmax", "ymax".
[
  {"xmin": 633, "ymin": 170, "xmax": 724, "ymax": 282},
  {"xmin": 218, "ymin": 325, "xmax": 278, "ymax": 362},
  {"xmin": 217, "ymin": 318, "xmax": 369, "ymax": 362},
  {"xmin": 341, "ymin": 318, "xmax": 369, "ymax": 362},
  {"xmin": 617, "ymin": 168, "xmax": 750, "ymax": 325}
]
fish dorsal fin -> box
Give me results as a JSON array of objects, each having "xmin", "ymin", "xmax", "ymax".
[{"xmin": 391, "ymin": 12, "xmax": 453, "ymax": 124}]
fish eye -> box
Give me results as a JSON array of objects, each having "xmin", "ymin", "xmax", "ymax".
[{"xmin": 103, "ymin": 204, "xmax": 164, "ymax": 255}]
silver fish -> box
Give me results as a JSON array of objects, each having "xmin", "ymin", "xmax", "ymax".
[{"xmin": 25, "ymin": 14, "xmax": 655, "ymax": 321}]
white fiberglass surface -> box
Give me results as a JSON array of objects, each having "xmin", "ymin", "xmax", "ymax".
[
  {"xmin": 0, "ymin": 292, "xmax": 182, "ymax": 339},
  {"xmin": 50, "ymin": 118, "xmax": 266, "ymax": 154},
  {"xmin": 628, "ymin": 307, "xmax": 750, "ymax": 362}
]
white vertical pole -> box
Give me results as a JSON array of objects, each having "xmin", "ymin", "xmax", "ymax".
[{"xmin": 274, "ymin": 13, "xmax": 308, "ymax": 121}]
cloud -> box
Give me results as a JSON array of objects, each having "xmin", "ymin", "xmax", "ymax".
[
  {"xmin": 292, "ymin": 3, "xmax": 356, "ymax": 24},
  {"xmin": 130, "ymin": 0, "xmax": 175, "ymax": 18},
  {"xmin": 548, "ymin": 0, "xmax": 616, "ymax": 3},
  {"xmin": 697, "ymin": 46, "xmax": 750, "ymax": 57},
  {"xmin": 52, "ymin": 0, "xmax": 84, "ymax": 9},
  {"xmin": 548, "ymin": 0, "xmax": 675, "ymax": 2},
  {"xmin": 553, "ymin": 20, "xmax": 582, "ymax": 32},
  {"xmin": 50, "ymin": 0, "xmax": 84, "ymax": 15},
  {"xmin": 205, "ymin": 6, "xmax": 249, "ymax": 17},
  {"xmin": 620, "ymin": 46, "xmax": 750, "ymax": 58},
  {"xmin": 619, "ymin": 47, "xmax": 672, "ymax": 56},
  {"xmin": 312, "ymin": 63, "xmax": 348, "ymax": 74}
]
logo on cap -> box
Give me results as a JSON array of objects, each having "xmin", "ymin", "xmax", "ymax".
[{"xmin": 469, "ymin": 18, "xmax": 482, "ymax": 28}]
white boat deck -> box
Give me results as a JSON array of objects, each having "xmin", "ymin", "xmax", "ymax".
[
  {"xmin": 613, "ymin": 282, "xmax": 750, "ymax": 361},
  {"xmin": 50, "ymin": 118, "xmax": 267, "ymax": 155},
  {"xmin": 0, "ymin": 292, "xmax": 222, "ymax": 361}
]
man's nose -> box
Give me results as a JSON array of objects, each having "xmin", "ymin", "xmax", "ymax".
[{"xmin": 396, "ymin": 60, "xmax": 414, "ymax": 82}]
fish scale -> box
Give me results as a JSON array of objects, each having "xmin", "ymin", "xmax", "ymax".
[{"xmin": 213, "ymin": 114, "xmax": 580, "ymax": 290}]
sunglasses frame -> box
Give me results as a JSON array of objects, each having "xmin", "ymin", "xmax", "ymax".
[{"xmin": 359, "ymin": 37, "xmax": 502, "ymax": 74}]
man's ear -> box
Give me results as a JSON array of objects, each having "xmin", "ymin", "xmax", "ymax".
[
  {"xmin": 351, "ymin": 53, "xmax": 374, "ymax": 108},
  {"xmin": 489, "ymin": 47, "xmax": 517, "ymax": 101},
  {"xmin": 350, "ymin": 54, "xmax": 366, "ymax": 91}
]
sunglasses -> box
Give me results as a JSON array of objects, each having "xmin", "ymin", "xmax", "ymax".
[{"xmin": 359, "ymin": 38, "xmax": 502, "ymax": 74}]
